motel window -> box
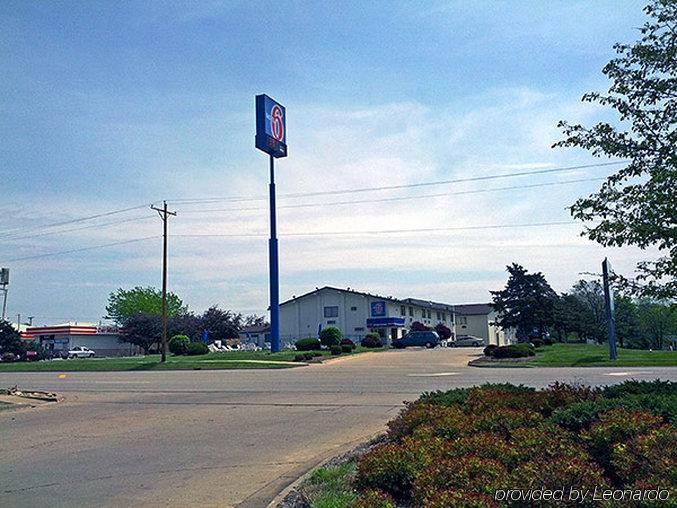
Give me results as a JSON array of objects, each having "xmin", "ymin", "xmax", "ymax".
[
  {"xmin": 442, "ymin": 313, "xmax": 446, "ymax": 321},
  {"xmin": 327, "ymin": 320, "xmax": 336, "ymax": 324},
  {"xmin": 324, "ymin": 306, "xmax": 339, "ymax": 318},
  {"xmin": 427, "ymin": 310, "xmax": 432, "ymax": 319},
  {"xmin": 400, "ymin": 305, "xmax": 406, "ymax": 316},
  {"xmin": 436, "ymin": 311, "xmax": 441, "ymax": 320},
  {"xmin": 409, "ymin": 306, "xmax": 413, "ymax": 316},
  {"xmin": 354, "ymin": 327, "xmax": 365, "ymax": 332},
  {"xmin": 350, "ymin": 306, "xmax": 357, "ymax": 311},
  {"xmin": 459, "ymin": 316, "xmax": 467, "ymax": 325}
]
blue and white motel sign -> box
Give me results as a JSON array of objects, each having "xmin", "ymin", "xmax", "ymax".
[{"xmin": 256, "ymin": 94, "xmax": 287, "ymax": 158}]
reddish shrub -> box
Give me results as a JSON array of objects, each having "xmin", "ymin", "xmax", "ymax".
[
  {"xmin": 350, "ymin": 489, "xmax": 395, "ymax": 508},
  {"xmin": 413, "ymin": 456, "xmax": 507, "ymax": 505},
  {"xmin": 435, "ymin": 432, "xmax": 518, "ymax": 467},
  {"xmin": 510, "ymin": 455, "xmax": 609, "ymax": 502},
  {"xmin": 387, "ymin": 402, "xmax": 467, "ymax": 441},
  {"xmin": 473, "ymin": 407, "xmax": 544, "ymax": 435},
  {"xmin": 610, "ymin": 424, "xmax": 677, "ymax": 486},
  {"xmin": 510, "ymin": 424, "xmax": 590, "ymax": 465},
  {"xmin": 583, "ymin": 409, "xmax": 664, "ymax": 471},
  {"xmin": 354, "ymin": 443, "xmax": 420, "ymax": 500},
  {"xmin": 422, "ymin": 490, "xmax": 499, "ymax": 508}
]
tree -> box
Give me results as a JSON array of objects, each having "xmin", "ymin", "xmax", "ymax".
[
  {"xmin": 0, "ymin": 320, "xmax": 26, "ymax": 356},
  {"xmin": 106, "ymin": 287, "xmax": 185, "ymax": 324},
  {"xmin": 554, "ymin": 1, "xmax": 677, "ymax": 299},
  {"xmin": 200, "ymin": 306, "xmax": 241, "ymax": 342},
  {"xmin": 569, "ymin": 280, "xmax": 607, "ymax": 344},
  {"xmin": 169, "ymin": 312, "xmax": 202, "ymax": 342},
  {"xmin": 243, "ymin": 314, "xmax": 268, "ymax": 328},
  {"xmin": 434, "ymin": 323, "xmax": 452, "ymax": 341},
  {"xmin": 614, "ymin": 295, "xmax": 641, "ymax": 348},
  {"xmin": 118, "ymin": 313, "xmax": 162, "ymax": 354},
  {"xmin": 411, "ymin": 321, "xmax": 430, "ymax": 332},
  {"xmin": 637, "ymin": 300, "xmax": 676, "ymax": 349},
  {"xmin": 319, "ymin": 326, "xmax": 342, "ymax": 347},
  {"xmin": 491, "ymin": 264, "xmax": 558, "ymax": 341}
]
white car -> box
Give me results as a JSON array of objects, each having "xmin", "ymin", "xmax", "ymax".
[{"xmin": 65, "ymin": 346, "xmax": 96, "ymax": 359}]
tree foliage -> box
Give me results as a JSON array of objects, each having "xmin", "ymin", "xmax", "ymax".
[
  {"xmin": 106, "ymin": 286, "xmax": 185, "ymax": 324},
  {"xmin": 491, "ymin": 264, "xmax": 558, "ymax": 341},
  {"xmin": 554, "ymin": 0, "xmax": 677, "ymax": 299},
  {"xmin": 435, "ymin": 322, "xmax": 453, "ymax": 341},
  {"xmin": 119, "ymin": 313, "xmax": 162, "ymax": 354},
  {"xmin": 0, "ymin": 320, "xmax": 25, "ymax": 356}
]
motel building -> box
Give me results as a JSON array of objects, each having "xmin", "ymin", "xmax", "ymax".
[
  {"xmin": 280, "ymin": 286, "xmax": 458, "ymax": 345},
  {"xmin": 22, "ymin": 323, "xmax": 139, "ymax": 357}
]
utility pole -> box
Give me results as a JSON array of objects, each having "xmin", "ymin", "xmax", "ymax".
[
  {"xmin": 150, "ymin": 201, "xmax": 176, "ymax": 362},
  {"xmin": 27, "ymin": 316, "xmax": 34, "ymax": 326},
  {"xmin": 17, "ymin": 314, "xmax": 21, "ymax": 328}
]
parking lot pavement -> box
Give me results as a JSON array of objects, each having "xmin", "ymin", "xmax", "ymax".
[{"xmin": 1, "ymin": 348, "xmax": 675, "ymax": 507}]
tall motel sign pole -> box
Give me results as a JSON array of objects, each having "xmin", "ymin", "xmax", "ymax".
[
  {"xmin": 0, "ymin": 268, "xmax": 9, "ymax": 322},
  {"xmin": 602, "ymin": 258, "xmax": 618, "ymax": 361},
  {"xmin": 255, "ymin": 94, "xmax": 287, "ymax": 353}
]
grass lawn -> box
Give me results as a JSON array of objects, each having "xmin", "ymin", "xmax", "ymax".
[
  {"xmin": 0, "ymin": 346, "xmax": 381, "ymax": 372},
  {"xmin": 528, "ymin": 343, "xmax": 677, "ymax": 367},
  {"xmin": 301, "ymin": 461, "xmax": 358, "ymax": 508}
]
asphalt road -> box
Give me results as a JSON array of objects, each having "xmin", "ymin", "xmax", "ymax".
[{"xmin": 1, "ymin": 348, "xmax": 675, "ymax": 508}]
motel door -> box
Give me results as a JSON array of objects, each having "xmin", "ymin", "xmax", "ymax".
[{"xmin": 390, "ymin": 328, "xmax": 398, "ymax": 342}]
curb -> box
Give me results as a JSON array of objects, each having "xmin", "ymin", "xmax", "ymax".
[
  {"xmin": 467, "ymin": 358, "xmax": 533, "ymax": 368},
  {"xmin": 266, "ymin": 431, "xmax": 383, "ymax": 508}
]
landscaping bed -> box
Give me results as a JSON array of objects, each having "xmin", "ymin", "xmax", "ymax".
[{"xmin": 294, "ymin": 380, "xmax": 676, "ymax": 507}]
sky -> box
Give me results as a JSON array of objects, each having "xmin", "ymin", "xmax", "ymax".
[{"xmin": 0, "ymin": 0, "xmax": 653, "ymax": 325}]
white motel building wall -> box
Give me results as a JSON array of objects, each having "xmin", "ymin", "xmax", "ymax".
[{"xmin": 279, "ymin": 287, "xmax": 457, "ymax": 345}]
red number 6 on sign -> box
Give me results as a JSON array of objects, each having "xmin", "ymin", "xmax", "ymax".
[{"xmin": 270, "ymin": 105, "xmax": 284, "ymax": 141}]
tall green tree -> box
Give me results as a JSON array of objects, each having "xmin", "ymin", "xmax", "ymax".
[
  {"xmin": 106, "ymin": 287, "xmax": 185, "ymax": 325},
  {"xmin": 554, "ymin": 0, "xmax": 677, "ymax": 299},
  {"xmin": 614, "ymin": 295, "xmax": 641, "ymax": 348},
  {"xmin": 491, "ymin": 264, "xmax": 559, "ymax": 341},
  {"xmin": 637, "ymin": 300, "xmax": 676, "ymax": 349},
  {"xmin": 0, "ymin": 320, "xmax": 25, "ymax": 356}
]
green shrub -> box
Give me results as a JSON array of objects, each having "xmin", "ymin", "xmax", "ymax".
[
  {"xmin": 419, "ymin": 387, "xmax": 470, "ymax": 407},
  {"xmin": 294, "ymin": 354, "xmax": 306, "ymax": 362},
  {"xmin": 296, "ymin": 338, "xmax": 321, "ymax": 351},
  {"xmin": 341, "ymin": 338, "xmax": 356, "ymax": 349},
  {"xmin": 420, "ymin": 490, "xmax": 500, "ymax": 508},
  {"xmin": 330, "ymin": 345, "xmax": 342, "ymax": 355},
  {"xmin": 185, "ymin": 342, "xmax": 209, "ymax": 356},
  {"xmin": 543, "ymin": 338, "xmax": 554, "ymax": 345},
  {"xmin": 550, "ymin": 393, "xmax": 677, "ymax": 431},
  {"xmin": 365, "ymin": 331, "xmax": 380, "ymax": 340},
  {"xmin": 341, "ymin": 344, "xmax": 353, "ymax": 353},
  {"xmin": 320, "ymin": 326, "xmax": 343, "ymax": 347},
  {"xmin": 483, "ymin": 344, "xmax": 498, "ymax": 356},
  {"xmin": 360, "ymin": 336, "xmax": 383, "ymax": 348},
  {"xmin": 491, "ymin": 343, "xmax": 535, "ymax": 358},
  {"xmin": 351, "ymin": 489, "xmax": 395, "ymax": 508},
  {"xmin": 168, "ymin": 335, "xmax": 190, "ymax": 355},
  {"xmin": 531, "ymin": 338, "xmax": 544, "ymax": 348},
  {"xmin": 387, "ymin": 402, "xmax": 467, "ymax": 442},
  {"xmin": 602, "ymin": 379, "xmax": 677, "ymax": 399}
]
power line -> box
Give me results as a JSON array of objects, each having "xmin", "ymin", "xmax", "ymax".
[
  {"xmin": 177, "ymin": 176, "xmax": 606, "ymax": 214},
  {"xmin": 0, "ymin": 203, "xmax": 155, "ymax": 239},
  {"xmin": 2, "ymin": 236, "xmax": 159, "ymax": 263},
  {"xmin": 0, "ymin": 215, "xmax": 155, "ymax": 242},
  {"xmin": 168, "ymin": 161, "xmax": 626, "ymax": 205},
  {"xmin": 172, "ymin": 220, "xmax": 580, "ymax": 238}
]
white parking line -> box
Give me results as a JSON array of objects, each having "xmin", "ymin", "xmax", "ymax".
[{"xmin": 605, "ymin": 371, "xmax": 654, "ymax": 376}]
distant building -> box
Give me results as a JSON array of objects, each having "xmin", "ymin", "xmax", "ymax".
[
  {"xmin": 238, "ymin": 325, "xmax": 270, "ymax": 347},
  {"xmin": 24, "ymin": 323, "xmax": 139, "ymax": 357},
  {"xmin": 453, "ymin": 303, "xmax": 515, "ymax": 346},
  {"xmin": 280, "ymin": 286, "xmax": 456, "ymax": 345}
]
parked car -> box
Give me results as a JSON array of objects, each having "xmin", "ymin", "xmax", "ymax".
[
  {"xmin": 64, "ymin": 346, "xmax": 96, "ymax": 359},
  {"xmin": 452, "ymin": 335, "xmax": 484, "ymax": 347},
  {"xmin": 392, "ymin": 331, "xmax": 440, "ymax": 349}
]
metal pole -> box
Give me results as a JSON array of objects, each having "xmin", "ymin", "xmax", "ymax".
[
  {"xmin": 269, "ymin": 154, "xmax": 281, "ymax": 353},
  {"xmin": 161, "ymin": 201, "xmax": 169, "ymax": 363},
  {"xmin": 1, "ymin": 287, "xmax": 7, "ymax": 322},
  {"xmin": 602, "ymin": 258, "xmax": 618, "ymax": 360}
]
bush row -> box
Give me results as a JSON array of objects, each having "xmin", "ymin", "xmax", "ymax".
[
  {"xmin": 168, "ymin": 335, "xmax": 209, "ymax": 356},
  {"xmin": 350, "ymin": 380, "xmax": 676, "ymax": 505}
]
